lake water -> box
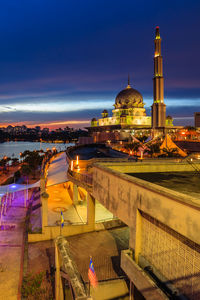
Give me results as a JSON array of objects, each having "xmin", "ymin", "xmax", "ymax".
[{"xmin": 0, "ymin": 141, "xmax": 74, "ymax": 159}]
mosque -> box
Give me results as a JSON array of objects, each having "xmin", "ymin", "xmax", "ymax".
[{"xmin": 87, "ymin": 27, "xmax": 175, "ymax": 143}]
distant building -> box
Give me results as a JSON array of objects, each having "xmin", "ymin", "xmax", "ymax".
[
  {"xmin": 6, "ymin": 125, "xmax": 14, "ymax": 133},
  {"xmin": 194, "ymin": 112, "xmax": 200, "ymax": 127},
  {"xmin": 42, "ymin": 128, "xmax": 49, "ymax": 133},
  {"xmin": 87, "ymin": 27, "xmax": 175, "ymax": 143},
  {"xmin": 35, "ymin": 126, "xmax": 41, "ymax": 132}
]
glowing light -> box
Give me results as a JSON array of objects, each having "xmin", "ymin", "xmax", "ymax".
[
  {"xmin": 76, "ymin": 155, "xmax": 79, "ymax": 165},
  {"xmin": 11, "ymin": 185, "xmax": 16, "ymax": 189},
  {"xmin": 141, "ymin": 151, "xmax": 143, "ymax": 159},
  {"xmin": 71, "ymin": 160, "xmax": 74, "ymax": 171}
]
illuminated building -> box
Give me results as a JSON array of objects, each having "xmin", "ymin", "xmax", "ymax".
[
  {"xmin": 88, "ymin": 27, "xmax": 174, "ymax": 142},
  {"xmin": 194, "ymin": 112, "xmax": 200, "ymax": 128},
  {"xmin": 151, "ymin": 26, "xmax": 166, "ymax": 129}
]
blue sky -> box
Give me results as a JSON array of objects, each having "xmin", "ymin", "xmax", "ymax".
[{"xmin": 0, "ymin": 0, "xmax": 199, "ymax": 128}]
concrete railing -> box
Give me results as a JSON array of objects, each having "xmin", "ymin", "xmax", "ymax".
[
  {"xmin": 68, "ymin": 169, "xmax": 93, "ymax": 186},
  {"xmin": 54, "ymin": 236, "xmax": 89, "ymax": 300}
]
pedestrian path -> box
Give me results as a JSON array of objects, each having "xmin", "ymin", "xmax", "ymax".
[
  {"xmin": 0, "ymin": 189, "xmax": 32, "ymax": 300},
  {"xmin": 46, "ymin": 152, "xmax": 113, "ymax": 226}
]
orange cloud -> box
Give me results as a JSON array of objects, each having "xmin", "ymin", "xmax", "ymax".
[{"xmin": 0, "ymin": 119, "xmax": 90, "ymax": 130}]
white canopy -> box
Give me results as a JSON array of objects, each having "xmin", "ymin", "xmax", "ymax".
[
  {"xmin": 46, "ymin": 152, "xmax": 68, "ymax": 187},
  {"xmin": 0, "ymin": 181, "xmax": 40, "ymax": 197}
]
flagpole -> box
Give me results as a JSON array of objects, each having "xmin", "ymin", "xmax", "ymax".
[
  {"xmin": 88, "ymin": 255, "xmax": 91, "ymax": 297},
  {"xmin": 89, "ymin": 280, "xmax": 90, "ymax": 297},
  {"xmin": 60, "ymin": 210, "xmax": 64, "ymax": 236}
]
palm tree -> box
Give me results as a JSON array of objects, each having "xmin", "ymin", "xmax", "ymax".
[
  {"xmin": 12, "ymin": 158, "xmax": 19, "ymax": 166},
  {"xmin": 21, "ymin": 164, "xmax": 32, "ymax": 177},
  {"xmin": 21, "ymin": 150, "xmax": 31, "ymax": 158},
  {"xmin": 23, "ymin": 151, "xmax": 43, "ymax": 179},
  {"xmin": 162, "ymin": 147, "xmax": 179, "ymax": 157},
  {"xmin": 124, "ymin": 142, "xmax": 140, "ymax": 155},
  {"xmin": 145, "ymin": 143, "xmax": 160, "ymax": 158}
]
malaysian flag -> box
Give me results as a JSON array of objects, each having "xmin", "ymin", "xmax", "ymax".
[
  {"xmin": 61, "ymin": 211, "xmax": 64, "ymax": 228},
  {"xmin": 88, "ymin": 257, "xmax": 98, "ymax": 288}
]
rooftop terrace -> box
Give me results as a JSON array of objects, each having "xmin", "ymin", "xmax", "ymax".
[
  {"xmin": 68, "ymin": 144, "xmax": 129, "ymax": 160},
  {"xmin": 127, "ymin": 172, "xmax": 200, "ymax": 199}
]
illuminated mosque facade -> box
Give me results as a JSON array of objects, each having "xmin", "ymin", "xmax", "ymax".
[{"xmin": 88, "ymin": 27, "xmax": 174, "ymax": 142}]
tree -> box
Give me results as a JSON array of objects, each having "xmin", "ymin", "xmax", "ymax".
[
  {"xmin": 184, "ymin": 126, "xmax": 196, "ymax": 131},
  {"xmin": 21, "ymin": 150, "xmax": 31, "ymax": 158},
  {"xmin": 24, "ymin": 151, "xmax": 43, "ymax": 179},
  {"xmin": 137, "ymin": 135, "xmax": 148, "ymax": 143},
  {"xmin": 145, "ymin": 143, "xmax": 160, "ymax": 158},
  {"xmin": 12, "ymin": 158, "xmax": 19, "ymax": 165},
  {"xmin": 124, "ymin": 142, "xmax": 140, "ymax": 155},
  {"xmin": 21, "ymin": 164, "xmax": 32, "ymax": 177},
  {"xmin": 161, "ymin": 147, "xmax": 179, "ymax": 157},
  {"xmin": 14, "ymin": 170, "xmax": 21, "ymax": 181}
]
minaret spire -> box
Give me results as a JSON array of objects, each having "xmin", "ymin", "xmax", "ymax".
[
  {"xmin": 151, "ymin": 26, "xmax": 166, "ymax": 129},
  {"xmin": 126, "ymin": 74, "xmax": 131, "ymax": 89}
]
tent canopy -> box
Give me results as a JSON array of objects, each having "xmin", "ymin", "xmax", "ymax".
[
  {"xmin": 0, "ymin": 181, "xmax": 40, "ymax": 197},
  {"xmin": 160, "ymin": 134, "xmax": 187, "ymax": 157}
]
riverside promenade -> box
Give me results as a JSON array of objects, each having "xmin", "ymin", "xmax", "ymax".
[{"xmin": 0, "ymin": 188, "xmax": 33, "ymax": 300}]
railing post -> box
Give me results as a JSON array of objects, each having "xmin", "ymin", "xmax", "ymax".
[
  {"xmin": 55, "ymin": 244, "xmax": 64, "ymax": 300},
  {"xmin": 87, "ymin": 192, "xmax": 95, "ymax": 228},
  {"xmin": 41, "ymin": 192, "xmax": 49, "ymax": 230},
  {"xmin": 134, "ymin": 210, "xmax": 142, "ymax": 264},
  {"xmin": 73, "ymin": 183, "xmax": 79, "ymax": 205}
]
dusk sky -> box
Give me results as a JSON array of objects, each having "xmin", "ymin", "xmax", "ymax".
[{"xmin": 0, "ymin": 0, "xmax": 200, "ymax": 128}]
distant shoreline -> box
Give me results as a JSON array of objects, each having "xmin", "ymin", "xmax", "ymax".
[
  {"xmin": 0, "ymin": 141, "xmax": 74, "ymax": 160},
  {"xmin": 0, "ymin": 139, "xmax": 74, "ymax": 144}
]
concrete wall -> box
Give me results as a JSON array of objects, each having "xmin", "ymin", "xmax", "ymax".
[
  {"xmin": 92, "ymin": 163, "xmax": 200, "ymax": 247},
  {"xmin": 92, "ymin": 163, "xmax": 200, "ymax": 299},
  {"xmin": 28, "ymin": 223, "xmax": 95, "ymax": 242},
  {"xmin": 99, "ymin": 160, "xmax": 200, "ymax": 173},
  {"xmin": 28, "ymin": 221, "xmax": 122, "ymax": 243}
]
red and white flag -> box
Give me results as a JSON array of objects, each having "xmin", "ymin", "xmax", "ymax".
[{"xmin": 88, "ymin": 257, "xmax": 98, "ymax": 288}]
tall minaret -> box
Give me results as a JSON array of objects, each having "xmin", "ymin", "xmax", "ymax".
[{"xmin": 151, "ymin": 26, "xmax": 166, "ymax": 128}]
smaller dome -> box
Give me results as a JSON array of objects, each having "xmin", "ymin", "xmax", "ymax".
[
  {"xmin": 102, "ymin": 109, "xmax": 108, "ymax": 113},
  {"xmin": 91, "ymin": 118, "xmax": 97, "ymax": 122},
  {"xmin": 166, "ymin": 115, "xmax": 173, "ymax": 119}
]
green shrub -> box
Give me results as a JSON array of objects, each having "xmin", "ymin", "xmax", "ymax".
[
  {"xmin": 21, "ymin": 271, "xmax": 53, "ymax": 299},
  {"xmin": 14, "ymin": 170, "xmax": 21, "ymax": 179}
]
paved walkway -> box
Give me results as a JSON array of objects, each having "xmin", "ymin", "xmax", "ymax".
[
  {"xmin": 0, "ymin": 189, "xmax": 32, "ymax": 300},
  {"xmin": 46, "ymin": 152, "xmax": 113, "ymax": 226},
  {"xmin": 28, "ymin": 227, "xmax": 130, "ymax": 300}
]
